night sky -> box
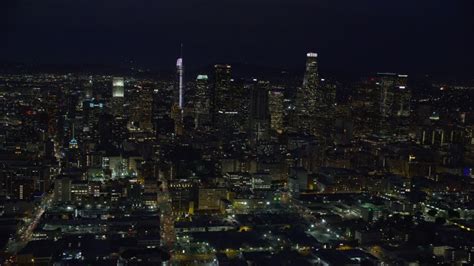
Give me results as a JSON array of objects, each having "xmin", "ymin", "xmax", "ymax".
[{"xmin": 2, "ymin": 0, "xmax": 474, "ymax": 76}]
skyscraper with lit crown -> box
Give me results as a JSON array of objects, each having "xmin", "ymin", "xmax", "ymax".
[
  {"xmin": 303, "ymin": 52, "xmax": 319, "ymax": 91},
  {"xmin": 295, "ymin": 52, "xmax": 320, "ymax": 134},
  {"xmin": 194, "ymin": 74, "xmax": 211, "ymax": 128},
  {"xmin": 111, "ymin": 77, "xmax": 125, "ymax": 117}
]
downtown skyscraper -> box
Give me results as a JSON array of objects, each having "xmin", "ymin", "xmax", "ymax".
[
  {"xmin": 111, "ymin": 77, "xmax": 125, "ymax": 118},
  {"xmin": 177, "ymin": 57, "xmax": 184, "ymax": 110},
  {"xmin": 172, "ymin": 48, "xmax": 185, "ymax": 135},
  {"xmin": 302, "ymin": 52, "xmax": 320, "ymax": 92},
  {"xmin": 295, "ymin": 52, "xmax": 320, "ymax": 134},
  {"xmin": 194, "ymin": 74, "xmax": 211, "ymax": 129}
]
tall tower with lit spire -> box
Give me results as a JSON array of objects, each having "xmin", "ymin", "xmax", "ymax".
[
  {"xmin": 176, "ymin": 44, "xmax": 184, "ymax": 109},
  {"xmin": 172, "ymin": 44, "xmax": 185, "ymax": 135}
]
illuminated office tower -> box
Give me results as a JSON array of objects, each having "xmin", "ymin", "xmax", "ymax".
[
  {"xmin": 111, "ymin": 77, "xmax": 125, "ymax": 117},
  {"xmin": 214, "ymin": 64, "xmax": 232, "ymax": 114},
  {"xmin": 377, "ymin": 73, "xmax": 410, "ymax": 118},
  {"xmin": 140, "ymin": 85, "xmax": 154, "ymax": 132},
  {"xmin": 318, "ymin": 80, "xmax": 337, "ymax": 135},
  {"xmin": 302, "ymin": 52, "xmax": 319, "ymax": 111},
  {"xmin": 46, "ymin": 90, "xmax": 60, "ymax": 137},
  {"xmin": 393, "ymin": 74, "xmax": 410, "ymax": 118},
  {"xmin": 320, "ymin": 79, "xmax": 336, "ymax": 110},
  {"xmin": 84, "ymin": 76, "xmax": 93, "ymax": 99},
  {"xmin": 302, "ymin": 52, "xmax": 319, "ymax": 92},
  {"xmin": 374, "ymin": 73, "xmax": 411, "ymax": 137},
  {"xmin": 378, "ymin": 73, "xmax": 396, "ymax": 118},
  {"xmin": 249, "ymin": 81, "xmax": 270, "ymax": 141},
  {"xmin": 83, "ymin": 99, "xmax": 106, "ymax": 142},
  {"xmin": 268, "ymin": 89, "xmax": 284, "ymax": 133},
  {"xmin": 112, "ymin": 77, "xmax": 125, "ymax": 97},
  {"xmin": 194, "ymin": 74, "xmax": 211, "ymax": 128},
  {"xmin": 129, "ymin": 83, "xmax": 153, "ymax": 132},
  {"xmin": 295, "ymin": 52, "xmax": 320, "ymax": 134},
  {"xmin": 214, "ymin": 64, "xmax": 243, "ymax": 131}
]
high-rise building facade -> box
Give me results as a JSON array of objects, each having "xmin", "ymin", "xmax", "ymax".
[
  {"xmin": 128, "ymin": 82, "xmax": 153, "ymax": 132},
  {"xmin": 194, "ymin": 74, "xmax": 211, "ymax": 128},
  {"xmin": 268, "ymin": 89, "xmax": 284, "ymax": 134},
  {"xmin": 295, "ymin": 52, "xmax": 320, "ymax": 134},
  {"xmin": 214, "ymin": 64, "xmax": 232, "ymax": 114},
  {"xmin": 302, "ymin": 52, "xmax": 319, "ymax": 92},
  {"xmin": 112, "ymin": 77, "xmax": 125, "ymax": 98},
  {"xmin": 213, "ymin": 64, "xmax": 246, "ymax": 131},
  {"xmin": 84, "ymin": 98, "xmax": 106, "ymax": 142},
  {"xmin": 249, "ymin": 81, "xmax": 270, "ymax": 141},
  {"xmin": 111, "ymin": 77, "xmax": 125, "ymax": 117},
  {"xmin": 84, "ymin": 76, "xmax": 93, "ymax": 100},
  {"xmin": 302, "ymin": 52, "xmax": 320, "ymax": 113},
  {"xmin": 377, "ymin": 73, "xmax": 410, "ymax": 118}
]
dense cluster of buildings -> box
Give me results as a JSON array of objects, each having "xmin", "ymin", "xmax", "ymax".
[{"xmin": 0, "ymin": 52, "xmax": 473, "ymax": 265}]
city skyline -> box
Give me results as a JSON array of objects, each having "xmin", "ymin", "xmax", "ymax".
[
  {"xmin": 2, "ymin": 0, "xmax": 474, "ymax": 77},
  {"xmin": 0, "ymin": 48, "xmax": 473, "ymax": 265},
  {"xmin": 1, "ymin": 1, "xmax": 474, "ymax": 265}
]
